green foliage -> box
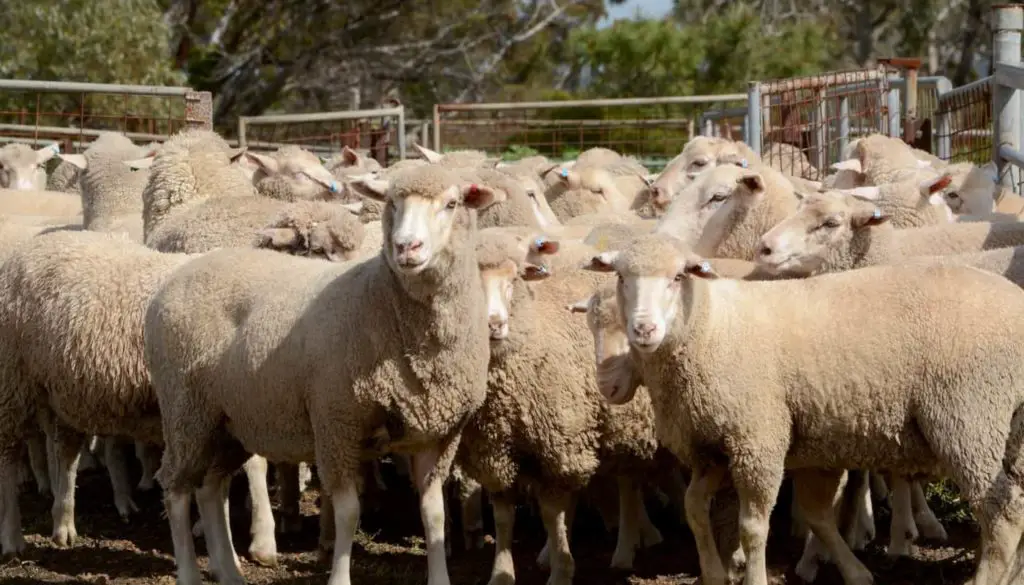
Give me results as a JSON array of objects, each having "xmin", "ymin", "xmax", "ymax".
[
  {"xmin": 926, "ymin": 479, "xmax": 974, "ymax": 525},
  {"xmin": 501, "ymin": 144, "xmax": 541, "ymax": 161},
  {"xmin": 0, "ymin": 0, "xmax": 187, "ymax": 132}
]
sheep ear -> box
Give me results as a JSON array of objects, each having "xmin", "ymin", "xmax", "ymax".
[
  {"xmin": 830, "ymin": 159, "xmax": 862, "ymax": 173},
  {"xmin": 565, "ymin": 298, "xmax": 590, "ymax": 314},
  {"xmin": 846, "ymin": 186, "xmax": 881, "ymax": 201},
  {"xmin": 354, "ymin": 178, "xmax": 390, "ymax": 201},
  {"xmin": 520, "ymin": 263, "xmax": 550, "ymax": 281},
  {"xmin": 245, "ymin": 152, "xmax": 279, "ymax": 173},
  {"xmin": 461, "ymin": 183, "xmax": 503, "ymax": 209},
  {"xmin": 36, "ymin": 144, "xmax": 59, "ymax": 164},
  {"xmin": 640, "ymin": 174, "xmax": 656, "ymax": 187},
  {"xmin": 413, "ymin": 143, "xmax": 444, "ymax": 163},
  {"xmin": 227, "ymin": 147, "xmax": 248, "ymax": 162},
  {"xmin": 123, "ymin": 156, "xmax": 155, "ymax": 171},
  {"xmin": 258, "ymin": 227, "xmax": 302, "ymax": 248},
  {"xmin": 851, "ymin": 207, "xmax": 889, "ymax": 229},
  {"xmin": 921, "ymin": 173, "xmax": 953, "ymax": 196},
  {"xmin": 341, "ymin": 146, "xmax": 362, "ymax": 166},
  {"xmin": 683, "ymin": 258, "xmax": 719, "ymax": 280},
  {"xmin": 736, "ymin": 172, "xmax": 765, "ymax": 194},
  {"xmin": 58, "ymin": 153, "xmax": 88, "ymax": 170},
  {"xmin": 340, "ymin": 201, "xmax": 364, "ymax": 214},
  {"xmin": 530, "ymin": 236, "xmax": 560, "ymax": 255},
  {"xmin": 558, "ymin": 168, "xmax": 581, "ymax": 189},
  {"xmin": 586, "ymin": 251, "xmax": 619, "ymax": 272}
]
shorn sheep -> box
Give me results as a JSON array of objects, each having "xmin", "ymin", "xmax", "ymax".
[
  {"xmin": 587, "ymin": 232, "xmax": 1024, "ymax": 585},
  {"xmin": 143, "ymin": 165, "xmax": 500, "ymax": 585}
]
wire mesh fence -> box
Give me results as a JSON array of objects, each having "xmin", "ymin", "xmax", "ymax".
[
  {"xmin": 236, "ymin": 106, "xmax": 406, "ymax": 166},
  {"xmin": 751, "ymin": 66, "xmax": 894, "ymax": 181},
  {"xmin": 0, "ymin": 80, "xmax": 211, "ymax": 155},
  {"xmin": 932, "ymin": 76, "xmax": 992, "ymax": 165},
  {"xmin": 433, "ymin": 95, "xmax": 748, "ymax": 172}
]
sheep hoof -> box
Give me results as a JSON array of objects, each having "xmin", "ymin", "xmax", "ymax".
[
  {"xmin": 116, "ymin": 498, "xmax": 139, "ymax": 521},
  {"xmin": 608, "ymin": 547, "xmax": 634, "ymax": 570},
  {"xmin": 248, "ymin": 543, "xmax": 278, "ymax": 568},
  {"xmin": 915, "ymin": 513, "xmax": 948, "ymax": 541},
  {"xmin": 886, "ymin": 534, "xmax": 915, "ymax": 559},
  {"xmin": 51, "ymin": 524, "xmax": 77, "ymax": 547},
  {"xmin": 794, "ymin": 556, "xmax": 820, "ymax": 583},
  {"xmin": 487, "ymin": 574, "xmax": 515, "ymax": 585},
  {"xmin": 137, "ymin": 477, "xmax": 156, "ymax": 492}
]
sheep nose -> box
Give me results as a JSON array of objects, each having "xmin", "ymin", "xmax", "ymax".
[
  {"xmin": 759, "ymin": 244, "xmax": 772, "ymax": 258},
  {"xmin": 489, "ymin": 315, "xmax": 506, "ymax": 329},
  {"xmin": 395, "ymin": 239, "xmax": 423, "ymax": 254},
  {"xmin": 633, "ymin": 323, "xmax": 656, "ymax": 337}
]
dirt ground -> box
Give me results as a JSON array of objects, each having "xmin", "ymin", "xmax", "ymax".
[{"xmin": 0, "ymin": 459, "xmax": 981, "ymax": 585}]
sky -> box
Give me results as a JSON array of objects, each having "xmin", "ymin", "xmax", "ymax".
[{"xmin": 598, "ymin": 0, "xmax": 673, "ymax": 27}]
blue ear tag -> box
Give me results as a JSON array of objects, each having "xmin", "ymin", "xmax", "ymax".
[
  {"xmin": 534, "ymin": 237, "xmax": 545, "ymax": 249},
  {"xmin": 560, "ymin": 168, "xmax": 569, "ymax": 177},
  {"xmin": 740, "ymin": 159, "xmax": 748, "ymax": 168},
  {"xmin": 872, "ymin": 208, "xmax": 882, "ymax": 219},
  {"xmin": 329, "ymin": 180, "xmax": 339, "ymax": 193},
  {"xmin": 49, "ymin": 144, "xmax": 60, "ymax": 154},
  {"xmin": 700, "ymin": 260, "xmax": 711, "ymax": 273}
]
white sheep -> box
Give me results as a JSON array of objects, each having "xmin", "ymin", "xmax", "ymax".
[
  {"xmin": 143, "ymin": 165, "xmax": 499, "ymax": 585},
  {"xmin": 0, "ymin": 142, "xmax": 60, "ymax": 190},
  {"xmin": 587, "ymin": 231, "xmax": 1024, "ymax": 585}
]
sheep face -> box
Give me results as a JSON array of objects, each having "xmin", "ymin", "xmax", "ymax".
[
  {"xmin": 648, "ymin": 137, "xmax": 751, "ymax": 212},
  {"xmin": 949, "ymin": 162, "xmax": 999, "ymax": 215},
  {"xmin": 568, "ymin": 284, "xmax": 637, "ymax": 404},
  {"xmin": 586, "ymin": 233, "xmax": 716, "ymax": 357},
  {"xmin": 756, "ymin": 192, "xmax": 888, "ymax": 276},
  {"xmin": 0, "ymin": 143, "xmax": 58, "ymax": 190},
  {"xmin": 386, "ymin": 172, "xmax": 502, "ymax": 275},
  {"xmin": 476, "ymin": 231, "xmax": 554, "ymax": 341},
  {"xmin": 656, "ymin": 165, "xmax": 767, "ymax": 247},
  {"xmin": 555, "ymin": 166, "xmax": 632, "ymax": 212},
  {"xmin": 247, "ymin": 147, "xmax": 342, "ymax": 200}
]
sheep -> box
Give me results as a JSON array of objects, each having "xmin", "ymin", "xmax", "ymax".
[
  {"xmin": 0, "ymin": 143, "xmax": 60, "ymax": 190},
  {"xmin": 844, "ymin": 133, "xmax": 934, "ymax": 185},
  {"xmin": 247, "ymin": 145, "xmax": 344, "ymax": 201},
  {"xmin": 143, "ymin": 165, "xmax": 500, "ymax": 585},
  {"xmin": 47, "ymin": 158, "xmax": 83, "ymax": 194},
  {"xmin": 325, "ymin": 146, "xmax": 383, "ymax": 175},
  {"xmin": 755, "ymin": 190, "xmax": 1024, "ymax": 277},
  {"xmin": 545, "ymin": 159, "xmax": 652, "ymax": 221},
  {"xmin": 0, "ymin": 202, "xmax": 366, "ymax": 561},
  {"xmin": 463, "ymin": 228, "xmax": 667, "ymax": 584},
  {"xmin": 58, "ymin": 131, "xmax": 155, "ymax": 242},
  {"xmin": 763, "ymin": 141, "xmax": 820, "ymax": 181},
  {"xmin": 0, "ymin": 188, "xmax": 83, "ymax": 218},
  {"xmin": 654, "ymin": 163, "xmax": 799, "ymax": 261},
  {"xmin": 585, "ymin": 231, "xmax": 1024, "ymax": 585},
  {"xmin": 833, "ymin": 169, "xmax": 956, "ymax": 227},
  {"xmin": 413, "ymin": 143, "xmax": 491, "ymax": 168}
]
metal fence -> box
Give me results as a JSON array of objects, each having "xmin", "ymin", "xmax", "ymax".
[
  {"xmin": 0, "ymin": 80, "xmax": 212, "ymax": 155},
  {"xmin": 747, "ymin": 66, "xmax": 896, "ymax": 181},
  {"xmin": 236, "ymin": 106, "xmax": 406, "ymax": 166},
  {"xmin": 991, "ymin": 4, "xmax": 1024, "ymax": 194},
  {"xmin": 432, "ymin": 95, "xmax": 748, "ymax": 172}
]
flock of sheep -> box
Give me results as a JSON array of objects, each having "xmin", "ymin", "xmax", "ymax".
[{"xmin": 0, "ymin": 127, "xmax": 1023, "ymax": 585}]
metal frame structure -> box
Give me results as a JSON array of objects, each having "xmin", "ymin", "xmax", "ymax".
[
  {"xmin": 991, "ymin": 4, "xmax": 1024, "ymax": 193},
  {"xmin": 236, "ymin": 106, "xmax": 407, "ymax": 163}
]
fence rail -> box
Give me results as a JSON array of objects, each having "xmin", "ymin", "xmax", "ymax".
[
  {"xmin": 991, "ymin": 4, "xmax": 1024, "ymax": 194},
  {"xmin": 237, "ymin": 106, "xmax": 406, "ymax": 165},
  {"xmin": 0, "ymin": 79, "xmax": 211, "ymax": 154}
]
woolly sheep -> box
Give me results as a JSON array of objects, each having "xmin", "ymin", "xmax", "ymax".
[
  {"xmin": 545, "ymin": 160, "xmax": 651, "ymax": 221},
  {"xmin": 325, "ymin": 146, "xmax": 383, "ymax": 175},
  {"xmin": 586, "ymin": 231, "xmax": 1024, "ymax": 585},
  {"xmin": 464, "ymin": 229, "xmax": 666, "ymax": 584},
  {"xmin": 844, "ymin": 133, "xmax": 934, "ymax": 185},
  {"xmin": 647, "ymin": 137, "xmax": 766, "ymax": 214},
  {"xmin": 413, "ymin": 143, "xmax": 492, "ymax": 168},
  {"xmin": 756, "ymin": 191, "xmax": 1024, "ymax": 276},
  {"xmin": 0, "ymin": 142, "xmax": 60, "ymax": 190},
  {"xmin": 143, "ymin": 165, "xmax": 500, "ymax": 585},
  {"xmin": 0, "ymin": 187, "xmax": 83, "ymax": 218},
  {"xmin": 247, "ymin": 145, "xmax": 344, "ymax": 200},
  {"xmin": 654, "ymin": 163, "xmax": 799, "ymax": 261},
  {"xmin": 833, "ymin": 169, "xmax": 956, "ymax": 227},
  {"xmin": 763, "ymin": 141, "xmax": 820, "ymax": 181},
  {"xmin": 0, "ymin": 204, "xmax": 366, "ymax": 561}
]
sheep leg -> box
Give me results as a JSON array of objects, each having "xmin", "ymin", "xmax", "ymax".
[
  {"xmin": 460, "ymin": 475, "xmax": 485, "ymax": 552},
  {"xmin": 637, "ymin": 487, "xmax": 663, "ymax": 548},
  {"xmin": 536, "ymin": 496, "xmax": 576, "ymax": 569},
  {"xmin": 412, "ymin": 447, "xmax": 453, "ymax": 585},
  {"xmin": 732, "ymin": 459, "xmax": 786, "ymax": 585},
  {"xmin": 325, "ymin": 482, "xmax": 360, "ymax": 585},
  {"xmin": 910, "ymin": 480, "xmax": 947, "ymax": 541},
  {"xmin": 77, "ymin": 436, "xmax": 100, "ymax": 472},
  {"xmin": 26, "ymin": 432, "xmax": 50, "ymax": 495},
  {"xmin": 49, "ymin": 426, "xmax": 85, "ymax": 547},
  {"xmin": 104, "ymin": 437, "xmax": 139, "ymax": 521},
  {"xmin": 487, "ymin": 492, "xmax": 516, "ymax": 585},
  {"xmin": 135, "ymin": 441, "xmax": 161, "ymax": 492},
  {"xmin": 887, "ymin": 475, "xmax": 919, "ymax": 558},
  {"xmin": 276, "ymin": 462, "xmax": 304, "ymax": 535},
  {"xmin": 684, "ymin": 465, "xmax": 729, "ymax": 585},
  {"xmin": 538, "ymin": 491, "xmax": 575, "ymax": 585},
  {"xmin": 792, "ymin": 469, "xmax": 873, "ymax": 585},
  {"xmin": 610, "ymin": 476, "xmax": 643, "ymax": 570},
  {"xmin": 0, "ymin": 450, "xmax": 26, "ymax": 555},
  {"xmin": 318, "ymin": 486, "xmax": 335, "ymax": 562},
  {"xmin": 194, "ymin": 470, "xmax": 244, "ymax": 585},
  {"xmin": 869, "ymin": 472, "xmax": 889, "ymax": 502},
  {"xmin": 243, "ymin": 454, "xmax": 278, "ymax": 566},
  {"xmin": 841, "ymin": 470, "xmax": 875, "ymax": 551}
]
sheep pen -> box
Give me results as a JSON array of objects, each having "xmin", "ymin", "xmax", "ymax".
[{"xmin": 0, "ymin": 130, "xmax": 1001, "ymax": 585}]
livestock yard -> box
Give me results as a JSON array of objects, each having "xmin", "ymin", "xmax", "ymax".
[{"xmin": 6, "ymin": 5, "xmax": 1024, "ymax": 585}]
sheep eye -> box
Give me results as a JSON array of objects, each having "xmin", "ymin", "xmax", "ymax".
[
  {"xmin": 673, "ymin": 272, "xmax": 685, "ymax": 282},
  {"xmin": 948, "ymin": 192, "xmax": 960, "ymax": 200},
  {"xmin": 445, "ymin": 199, "xmax": 458, "ymax": 210},
  {"xmin": 709, "ymin": 192, "xmax": 728, "ymax": 203},
  {"xmin": 526, "ymin": 190, "xmax": 537, "ymax": 200},
  {"xmin": 593, "ymin": 187, "xmax": 604, "ymax": 195},
  {"xmin": 692, "ymin": 160, "xmax": 707, "ymax": 167},
  {"xmin": 822, "ymin": 218, "xmax": 841, "ymax": 229}
]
